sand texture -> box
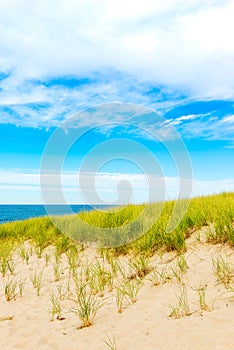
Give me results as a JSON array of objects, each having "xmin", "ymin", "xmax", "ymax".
[{"xmin": 1, "ymin": 232, "xmax": 234, "ymax": 350}]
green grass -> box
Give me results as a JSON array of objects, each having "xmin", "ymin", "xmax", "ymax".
[
  {"xmin": 30, "ymin": 270, "xmax": 43, "ymax": 296},
  {"xmin": 0, "ymin": 192, "xmax": 233, "ymax": 333},
  {"xmin": 196, "ymin": 283, "xmax": 212, "ymax": 312},
  {"xmin": 212, "ymin": 255, "xmax": 234, "ymax": 288},
  {"xmin": 169, "ymin": 284, "xmax": 191, "ymax": 319},
  {"xmin": 102, "ymin": 334, "xmax": 117, "ymax": 350},
  {"xmin": 71, "ymin": 282, "xmax": 105, "ymax": 328},
  {"xmin": 0, "ymin": 192, "xmax": 233, "ymax": 256},
  {"xmin": 117, "ymin": 278, "xmax": 142, "ymax": 304},
  {"xmin": 50, "ymin": 292, "xmax": 62, "ymax": 321},
  {"xmin": 4, "ymin": 277, "xmax": 18, "ymax": 301}
]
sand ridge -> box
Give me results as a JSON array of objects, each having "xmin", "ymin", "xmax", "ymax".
[{"xmin": 1, "ymin": 232, "xmax": 234, "ymax": 350}]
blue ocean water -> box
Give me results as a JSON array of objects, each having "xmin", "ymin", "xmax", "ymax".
[{"xmin": 0, "ymin": 204, "xmax": 109, "ymax": 224}]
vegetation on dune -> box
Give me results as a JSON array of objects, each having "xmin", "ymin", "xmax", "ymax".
[
  {"xmin": 0, "ymin": 192, "xmax": 233, "ymax": 257},
  {"xmin": 0, "ymin": 192, "xmax": 234, "ymax": 332}
]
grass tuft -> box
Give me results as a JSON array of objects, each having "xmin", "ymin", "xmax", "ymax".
[{"xmin": 71, "ymin": 282, "xmax": 105, "ymax": 328}]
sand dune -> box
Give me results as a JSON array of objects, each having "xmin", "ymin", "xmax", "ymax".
[{"xmin": 1, "ymin": 232, "xmax": 234, "ymax": 350}]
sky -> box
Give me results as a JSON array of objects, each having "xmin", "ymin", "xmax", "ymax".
[{"xmin": 0, "ymin": 0, "xmax": 234, "ymax": 204}]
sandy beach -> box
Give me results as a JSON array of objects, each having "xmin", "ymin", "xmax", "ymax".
[{"xmin": 1, "ymin": 229, "xmax": 234, "ymax": 350}]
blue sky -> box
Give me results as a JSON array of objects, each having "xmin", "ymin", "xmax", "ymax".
[{"xmin": 0, "ymin": 0, "xmax": 234, "ymax": 204}]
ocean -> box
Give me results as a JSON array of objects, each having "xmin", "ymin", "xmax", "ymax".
[{"xmin": 0, "ymin": 204, "xmax": 109, "ymax": 224}]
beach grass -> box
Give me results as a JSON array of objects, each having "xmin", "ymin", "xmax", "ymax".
[
  {"xmin": 0, "ymin": 191, "xmax": 233, "ymax": 317},
  {"xmin": 0, "ymin": 192, "xmax": 234, "ymax": 349},
  {"xmin": 0, "ymin": 192, "xmax": 233, "ymax": 256}
]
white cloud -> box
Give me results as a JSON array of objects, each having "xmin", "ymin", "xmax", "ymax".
[
  {"xmin": 193, "ymin": 178, "xmax": 234, "ymax": 196},
  {"xmin": 61, "ymin": 102, "xmax": 185, "ymax": 143},
  {"xmin": 172, "ymin": 113, "xmax": 234, "ymax": 141},
  {"xmin": 1, "ymin": 0, "xmax": 234, "ymax": 128},
  {"xmin": 1, "ymin": 75, "xmax": 178, "ymax": 128},
  {"xmin": 66, "ymin": 104, "xmax": 234, "ymax": 142},
  {"xmin": 171, "ymin": 114, "xmax": 202, "ymax": 125},
  {"xmin": 0, "ymin": 169, "xmax": 233, "ymax": 204},
  {"xmin": 221, "ymin": 115, "xmax": 234, "ymax": 123}
]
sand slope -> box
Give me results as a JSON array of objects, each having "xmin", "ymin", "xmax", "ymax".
[{"xmin": 1, "ymin": 233, "xmax": 234, "ymax": 350}]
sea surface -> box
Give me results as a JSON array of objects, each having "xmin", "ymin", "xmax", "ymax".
[{"xmin": 0, "ymin": 204, "xmax": 110, "ymax": 224}]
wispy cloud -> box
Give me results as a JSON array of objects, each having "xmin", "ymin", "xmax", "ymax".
[
  {"xmin": 171, "ymin": 114, "xmax": 204, "ymax": 125},
  {"xmin": 66, "ymin": 103, "xmax": 234, "ymax": 143},
  {"xmin": 1, "ymin": 1, "xmax": 234, "ymax": 128},
  {"xmin": 171, "ymin": 112, "xmax": 234, "ymax": 142},
  {"xmin": 221, "ymin": 115, "xmax": 234, "ymax": 123},
  {"xmin": 0, "ymin": 169, "xmax": 233, "ymax": 204},
  {"xmin": 0, "ymin": 73, "xmax": 186, "ymax": 128}
]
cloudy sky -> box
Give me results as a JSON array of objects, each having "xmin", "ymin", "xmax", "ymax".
[{"xmin": 0, "ymin": 0, "xmax": 234, "ymax": 204}]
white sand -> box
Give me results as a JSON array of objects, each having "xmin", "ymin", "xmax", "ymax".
[{"xmin": 1, "ymin": 232, "xmax": 234, "ymax": 350}]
